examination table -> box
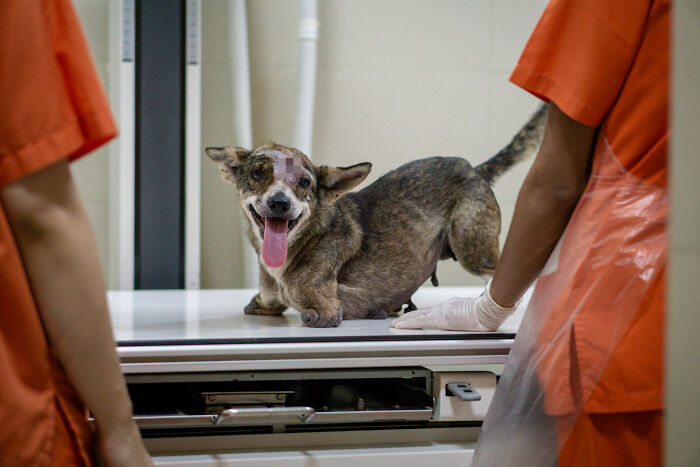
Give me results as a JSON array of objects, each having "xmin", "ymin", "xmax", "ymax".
[{"xmin": 108, "ymin": 286, "xmax": 529, "ymax": 466}]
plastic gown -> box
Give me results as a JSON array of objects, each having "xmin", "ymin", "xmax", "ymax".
[{"xmin": 472, "ymin": 138, "xmax": 667, "ymax": 465}]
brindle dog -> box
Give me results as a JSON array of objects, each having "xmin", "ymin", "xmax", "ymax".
[{"xmin": 205, "ymin": 105, "xmax": 547, "ymax": 327}]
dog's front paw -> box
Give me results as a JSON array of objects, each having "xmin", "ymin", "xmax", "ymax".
[
  {"xmin": 301, "ymin": 307, "xmax": 343, "ymax": 328},
  {"xmin": 244, "ymin": 295, "xmax": 287, "ymax": 316}
]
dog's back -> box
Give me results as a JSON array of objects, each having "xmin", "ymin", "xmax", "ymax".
[
  {"xmin": 336, "ymin": 105, "xmax": 548, "ymax": 318},
  {"xmin": 336, "ymin": 157, "xmax": 493, "ymax": 317}
]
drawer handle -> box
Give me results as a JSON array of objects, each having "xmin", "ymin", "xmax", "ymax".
[{"xmin": 213, "ymin": 406, "xmax": 316, "ymax": 426}]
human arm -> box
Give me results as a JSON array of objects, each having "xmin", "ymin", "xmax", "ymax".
[
  {"xmin": 0, "ymin": 160, "xmax": 152, "ymax": 466},
  {"xmin": 392, "ymin": 103, "xmax": 596, "ymax": 330}
]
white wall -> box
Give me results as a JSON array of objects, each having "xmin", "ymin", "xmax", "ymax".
[
  {"xmin": 667, "ymin": 0, "xmax": 700, "ymax": 464},
  {"xmin": 71, "ymin": 0, "xmax": 112, "ymax": 283},
  {"xmin": 201, "ymin": 0, "xmax": 548, "ymax": 288},
  {"xmin": 69, "ymin": 0, "xmax": 549, "ymax": 289}
]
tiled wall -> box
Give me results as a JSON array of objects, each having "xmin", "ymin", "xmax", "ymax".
[
  {"xmin": 69, "ymin": 1, "xmax": 550, "ymax": 289},
  {"xmin": 72, "ymin": 0, "xmax": 112, "ymax": 283},
  {"xmin": 201, "ymin": 0, "xmax": 549, "ymax": 288}
]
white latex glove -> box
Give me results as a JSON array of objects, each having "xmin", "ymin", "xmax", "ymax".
[{"xmin": 390, "ymin": 280, "xmax": 520, "ymax": 331}]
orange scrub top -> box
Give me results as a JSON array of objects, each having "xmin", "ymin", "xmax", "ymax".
[
  {"xmin": 0, "ymin": 1, "xmax": 117, "ymax": 465},
  {"xmin": 510, "ymin": 0, "xmax": 669, "ymax": 414}
]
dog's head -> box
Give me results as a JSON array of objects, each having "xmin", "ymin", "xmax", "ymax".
[{"xmin": 205, "ymin": 143, "xmax": 371, "ymax": 268}]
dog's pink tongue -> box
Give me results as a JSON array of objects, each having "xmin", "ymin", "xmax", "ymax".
[{"xmin": 262, "ymin": 218, "xmax": 288, "ymax": 268}]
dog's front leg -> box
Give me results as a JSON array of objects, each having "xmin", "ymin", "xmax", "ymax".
[
  {"xmin": 244, "ymin": 268, "xmax": 288, "ymax": 316},
  {"xmin": 286, "ymin": 276, "xmax": 343, "ymax": 328}
]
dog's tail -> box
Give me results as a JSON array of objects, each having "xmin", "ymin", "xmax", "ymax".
[{"xmin": 476, "ymin": 103, "xmax": 548, "ymax": 184}]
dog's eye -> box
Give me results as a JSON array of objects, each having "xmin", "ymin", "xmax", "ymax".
[
  {"xmin": 251, "ymin": 168, "xmax": 264, "ymax": 181},
  {"xmin": 299, "ymin": 177, "xmax": 310, "ymax": 188}
]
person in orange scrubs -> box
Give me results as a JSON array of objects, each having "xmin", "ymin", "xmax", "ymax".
[
  {"xmin": 392, "ymin": 0, "xmax": 669, "ymax": 465},
  {"xmin": 0, "ymin": 1, "xmax": 151, "ymax": 465}
]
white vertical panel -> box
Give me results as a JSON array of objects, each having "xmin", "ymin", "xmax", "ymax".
[
  {"xmin": 230, "ymin": 0, "xmax": 258, "ymax": 288},
  {"xmin": 667, "ymin": 1, "xmax": 700, "ymax": 465},
  {"xmin": 185, "ymin": 0, "xmax": 202, "ymax": 289},
  {"xmin": 108, "ymin": 0, "xmax": 135, "ymax": 290}
]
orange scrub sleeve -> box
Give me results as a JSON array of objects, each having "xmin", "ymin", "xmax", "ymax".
[
  {"xmin": 0, "ymin": 0, "xmax": 117, "ymax": 184},
  {"xmin": 509, "ymin": 0, "xmax": 651, "ymax": 127},
  {"xmin": 0, "ymin": 0, "xmax": 117, "ymax": 465}
]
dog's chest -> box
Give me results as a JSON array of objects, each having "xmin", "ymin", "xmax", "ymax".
[
  {"xmin": 262, "ymin": 261, "xmax": 286, "ymax": 282},
  {"xmin": 261, "ymin": 263, "xmax": 292, "ymax": 302}
]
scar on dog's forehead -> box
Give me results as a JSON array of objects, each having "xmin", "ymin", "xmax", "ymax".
[{"xmin": 256, "ymin": 149, "xmax": 312, "ymax": 183}]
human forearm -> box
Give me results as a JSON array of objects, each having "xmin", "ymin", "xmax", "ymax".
[
  {"xmin": 489, "ymin": 104, "xmax": 596, "ymax": 307},
  {"xmin": 0, "ymin": 161, "xmax": 141, "ymax": 445},
  {"xmin": 489, "ymin": 174, "xmax": 583, "ymax": 307}
]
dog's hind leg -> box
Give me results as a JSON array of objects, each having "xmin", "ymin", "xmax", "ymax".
[
  {"xmin": 404, "ymin": 299, "xmax": 417, "ymax": 312},
  {"xmin": 448, "ymin": 193, "xmax": 501, "ymax": 278}
]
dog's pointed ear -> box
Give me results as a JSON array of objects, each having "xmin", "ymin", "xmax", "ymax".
[
  {"xmin": 317, "ymin": 162, "xmax": 372, "ymax": 201},
  {"xmin": 205, "ymin": 146, "xmax": 250, "ymax": 184}
]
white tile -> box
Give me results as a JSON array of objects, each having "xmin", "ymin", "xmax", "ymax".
[
  {"xmin": 248, "ymin": 0, "xmax": 299, "ymax": 67},
  {"xmin": 202, "ymin": 0, "xmax": 298, "ymax": 67},
  {"xmin": 202, "ymin": 0, "xmax": 231, "ymax": 66},
  {"xmin": 249, "ymin": 64, "xmax": 298, "ymax": 148},
  {"xmin": 435, "ymin": 260, "xmax": 485, "ymax": 287},
  {"xmin": 667, "ymin": 252, "xmax": 700, "ymax": 466},
  {"xmin": 312, "ymin": 68, "xmax": 490, "ymax": 183},
  {"xmin": 202, "ymin": 61, "xmax": 297, "ymax": 162},
  {"xmin": 495, "ymin": 199, "xmax": 516, "ymax": 250},
  {"xmin": 201, "ymin": 201, "xmax": 247, "ymax": 288},
  {"xmin": 318, "ymin": 0, "xmax": 489, "ymax": 72},
  {"xmin": 72, "ymin": 148, "xmax": 110, "ymax": 202},
  {"xmin": 487, "ymin": 72, "xmax": 542, "ymax": 211},
  {"xmin": 490, "ymin": 0, "xmax": 548, "ymax": 73},
  {"xmin": 201, "ymin": 64, "xmax": 235, "ymax": 129},
  {"xmin": 73, "ymin": 0, "xmax": 110, "ymax": 62},
  {"xmin": 94, "ymin": 62, "xmax": 110, "ymax": 94},
  {"xmin": 670, "ymin": 147, "xmax": 700, "ymax": 253},
  {"xmin": 201, "ymin": 153, "xmax": 239, "ymax": 205},
  {"xmin": 201, "ymin": 63, "xmax": 237, "ymax": 204},
  {"xmin": 488, "ymin": 73, "xmax": 543, "ymax": 154}
]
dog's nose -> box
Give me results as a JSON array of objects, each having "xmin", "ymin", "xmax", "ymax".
[{"xmin": 268, "ymin": 195, "xmax": 290, "ymax": 215}]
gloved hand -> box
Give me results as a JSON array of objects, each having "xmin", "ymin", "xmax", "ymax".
[{"xmin": 390, "ymin": 280, "xmax": 520, "ymax": 331}]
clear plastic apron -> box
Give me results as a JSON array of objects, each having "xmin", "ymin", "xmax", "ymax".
[{"xmin": 472, "ymin": 137, "xmax": 668, "ymax": 466}]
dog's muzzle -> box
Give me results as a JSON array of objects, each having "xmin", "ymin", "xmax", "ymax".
[{"xmin": 268, "ymin": 194, "xmax": 291, "ymax": 216}]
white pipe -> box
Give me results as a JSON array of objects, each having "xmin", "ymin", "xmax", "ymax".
[
  {"xmin": 185, "ymin": 0, "xmax": 202, "ymax": 289},
  {"xmin": 293, "ymin": 0, "xmax": 319, "ymax": 158},
  {"xmin": 229, "ymin": 0, "xmax": 258, "ymax": 288}
]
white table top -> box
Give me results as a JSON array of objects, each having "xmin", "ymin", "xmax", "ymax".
[{"xmin": 108, "ymin": 287, "xmax": 530, "ymax": 346}]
